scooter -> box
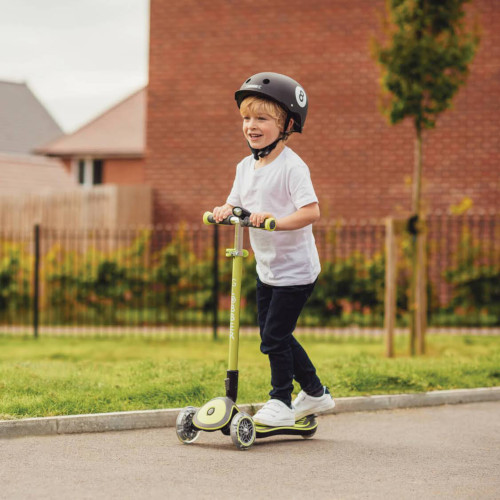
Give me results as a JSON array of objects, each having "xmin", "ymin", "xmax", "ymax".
[{"xmin": 175, "ymin": 207, "xmax": 317, "ymax": 450}]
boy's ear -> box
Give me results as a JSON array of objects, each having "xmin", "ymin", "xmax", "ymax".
[{"xmin": 287, "ymin": 118, "xmax": 294, "ymax": 132}]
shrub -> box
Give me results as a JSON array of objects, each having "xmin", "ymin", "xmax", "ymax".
[
  {"xmin": 0, "ymin": 246, "xmax": 31, "ymax": 317},
  {"xmin": 443, "ymin": 232, "xmax": 500, "ymax": 325}
]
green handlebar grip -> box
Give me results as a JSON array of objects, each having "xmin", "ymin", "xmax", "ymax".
[
  {"xmin": 203, "ymin": 212, "xmax": 236, "ymax": 225},
  {"xmin": 203, "ymin": 212, "xmax": 215, "ymax": 225},
  {"xmin": 240, "ymin": 217, "xmax": 276, "ymax": 231},
  {"xmin": 232, "ymin": 207, "xmax": 276, "ymax": 231},
  {"xmin": 265, "ymin": 218, "xmax": 276, "ymax": 231}
]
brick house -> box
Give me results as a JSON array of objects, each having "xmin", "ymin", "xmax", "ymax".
[
  {"xmin": 38, "ymin": 87, "xmax": 146, "ymax": 188},
  {"xmin": 146, "ymin": 0, "xmax": 499, "ymax": 224},
  {"xmin": 3, "ymin": 87, "xmax": 151, "ymax": 229}
]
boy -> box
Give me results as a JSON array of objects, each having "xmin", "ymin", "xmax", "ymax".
[{"xmin": 213, "ymin": 72, "xmax": 335, "ymax": 427}]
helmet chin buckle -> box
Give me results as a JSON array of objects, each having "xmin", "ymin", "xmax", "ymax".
[{"xmin": 248, "ymin": 136, "xmax": 282, "ymax": 161}]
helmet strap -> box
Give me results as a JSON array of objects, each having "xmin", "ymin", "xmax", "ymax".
[{"xmin": 248, "ymin": 136, "xmax": 282, "ymax": 161}]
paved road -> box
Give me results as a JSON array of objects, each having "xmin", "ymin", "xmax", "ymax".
[{"xmin": 2, "ymin": 402, "xmax": 499, "ymax": 499}]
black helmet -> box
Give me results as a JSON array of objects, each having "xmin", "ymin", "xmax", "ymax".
[{"xmin": 235, "ymin": 72, "xmax": 308, "ymax": 133}]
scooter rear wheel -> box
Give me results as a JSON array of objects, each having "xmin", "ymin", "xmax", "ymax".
[
  {"xmin": 176, "ymin": 406, "xmax": 201, "ymax": 444},
  {"xmin": 301, "ymin": 426, "xmax": 317, "ymax": 439},
  {"xmin": 230, "ymin": 412, "xmax": 256, "ymax": 450}
]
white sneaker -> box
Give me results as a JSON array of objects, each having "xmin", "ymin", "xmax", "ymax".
[
  {"xmin": 253, "ymin": 399, "xmax": 295, "ymax": 427},
  {"xmin": 292, "ymin": 387, "xmax": 336, "ymax": 420}
]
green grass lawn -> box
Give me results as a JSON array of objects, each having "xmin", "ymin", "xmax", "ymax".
[{"xmin": 0, "ymin": 334, "xmax": 499, "ymax": 420}]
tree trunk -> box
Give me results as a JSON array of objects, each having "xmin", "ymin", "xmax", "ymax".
[{"xmin": 417, "ymin": 226, "xmax": 427, "ymax": 354}]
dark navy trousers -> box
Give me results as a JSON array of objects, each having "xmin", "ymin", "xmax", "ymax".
[{"xmin": 256, "ymin": 277, "xmax": 323, "ymax": 407}]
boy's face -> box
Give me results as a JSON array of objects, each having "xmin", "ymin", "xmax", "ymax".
[{"xmin": 241, "ymin": 109, "xmax": 281, "ymax": 150}]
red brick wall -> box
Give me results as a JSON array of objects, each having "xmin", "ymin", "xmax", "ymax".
[
  {"xmin": 146, "ymin": 0, "xmax": 500, "ymax": 224},
  {"xmin": 104, "ymin": 158, "xmax": 145, "ymax": 184}
]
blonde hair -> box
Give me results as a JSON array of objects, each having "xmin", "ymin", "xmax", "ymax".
[{"xmin": 239, "ymin": 96, "xmax": 288, "ymax": 134}]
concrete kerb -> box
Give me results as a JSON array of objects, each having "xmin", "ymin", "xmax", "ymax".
[{"xmin": 1, "ymin": 386, "xmax": 499, "ymax": 439}]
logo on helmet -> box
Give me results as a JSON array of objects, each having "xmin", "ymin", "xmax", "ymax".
[
  {"xmin": 244, "ymin": 84, "xmax": 262, "ymax": 90},
  {"xmin": 295, "ymin": 86, "xmax": 307, "ymax": 108}
]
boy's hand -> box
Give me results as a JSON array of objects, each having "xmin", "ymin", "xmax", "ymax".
[
  {"xmin": 249, "ymin": 212, "xmax": 274, "ymax": 227},
  {"xmin": 212, "ymin": 204, "xmax": 234, "ymax": 222}
]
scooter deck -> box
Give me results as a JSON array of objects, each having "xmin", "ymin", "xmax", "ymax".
[{"xmin": 255, "ymin": 415, "xmax": 317, "ymax": 439}]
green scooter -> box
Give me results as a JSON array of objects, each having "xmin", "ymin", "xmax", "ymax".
[{"xmin": 175, "ymin": 207, "xmax": 317, "ymax": 450}]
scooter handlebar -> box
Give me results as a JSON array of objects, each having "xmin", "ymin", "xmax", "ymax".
[{"xmin": 203, "ymin": 211, "xmax": 276, "ymax": 231}]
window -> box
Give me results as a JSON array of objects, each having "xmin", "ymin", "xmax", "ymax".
[
  {"xmin": 73, "ymin": 159, "xmax": 104, "ymax": 186},
  {"xmin": 93, "ymin": 160, "xmax": 103, "ymax": 185}
]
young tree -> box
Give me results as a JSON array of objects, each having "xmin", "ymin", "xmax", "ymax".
[{"xmin": 374, "ymin": 0, "xmax": 479, "ymax": 355}]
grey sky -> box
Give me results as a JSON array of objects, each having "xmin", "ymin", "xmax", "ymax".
[{"xmin": 0, "ymin": 0, "xmax": 149, "ymax": 133}]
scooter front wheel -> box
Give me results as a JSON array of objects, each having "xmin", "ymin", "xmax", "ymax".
[
  {"xmin": 176, "ymin": 406, "xmax": 201, "ymax": 444},
  {"xmin": 230, "ymin": 412, "xmax": 256, "ymax": 450}
]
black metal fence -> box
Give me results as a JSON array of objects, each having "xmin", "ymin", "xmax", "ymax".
[
  {"xmin": 0, "ymin": 213, "xmax": 498, "ymax": 336},
  {"xmin": 426, "ymin": 212, "xmax": 500, "ymax": 328}
]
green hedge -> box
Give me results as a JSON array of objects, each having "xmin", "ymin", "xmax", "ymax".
[
  {"xmin": 0, "ymin": 242, "xmax": 31, "ymax": 321},
  {"xmin": 1, "ymin": 228, "xmax": 498, "ymax": 327}
]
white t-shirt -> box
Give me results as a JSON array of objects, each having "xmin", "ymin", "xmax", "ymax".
[{"xmin": 226, "ymin": 146, "xmax": 321, "ymax": 286}]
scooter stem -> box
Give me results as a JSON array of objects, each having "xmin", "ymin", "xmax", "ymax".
[
  {"xmin": 225, "ymin": 221, "xmax": 248, "ymax": 402},
  {"xmin": 202, "ymin": 209, "xmax": 275, "ymax": 403},
  {"xmin": 228, "ymin": 222, "xmax": 245, "ymax": 371}
]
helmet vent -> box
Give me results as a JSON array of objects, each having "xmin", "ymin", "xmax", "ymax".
[
  {"xmin": 263, "ymin": 79, "xmax": 270, "ymax": 84},
  {"xmin": 245, "ymin": 78, "xmax": 251, "ymax": 83}
]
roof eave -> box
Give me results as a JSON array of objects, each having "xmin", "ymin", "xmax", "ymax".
[{"xmin": 41, "ymin": 150, "xmax": 145, "ymax": 159}]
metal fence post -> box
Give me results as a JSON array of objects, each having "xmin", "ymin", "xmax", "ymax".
[
  {"xmin": 33, "ymin": 224, "xmax": 40, "ymax": 339},
  {"xmin": 213, "ymin": 224, "xmax": 219, "ymax": 340}
]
